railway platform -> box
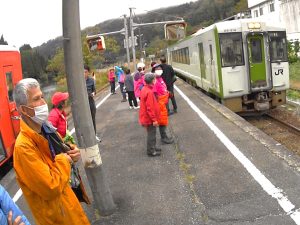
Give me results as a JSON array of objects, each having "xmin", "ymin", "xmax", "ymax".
[{"xmin": 1, "ymin": 79, "xmax": 300, "ymax": 225}]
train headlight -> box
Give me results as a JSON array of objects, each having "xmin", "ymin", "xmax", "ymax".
[
  {"xmin": 248, "ymin": 22, "xmax": 261, "ymax": 29},
  {"xmin": 248, "ymin": 23, "xmax": 255, "ymax": 29},
  {"xmin": 254, "ymin": 23, "xmax": 261, "ymax": 29}
]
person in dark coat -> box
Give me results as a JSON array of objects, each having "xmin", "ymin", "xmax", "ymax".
[
  {"xmin": 160, "ymin": 56, "xmax": 177, "ymax": 114},
  {"xmin": 84, "ymin": 65, "xmax": 100, "ymax": 142}
]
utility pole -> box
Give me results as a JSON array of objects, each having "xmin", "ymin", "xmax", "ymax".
[
  {"xmin": 138, "ymin": 28, "xmax": 143, "ymax": 58},
  {"xmin": 62, "ymin": 0, "xmax": 116, "ymax": 216},
  {"xmin": 129, "ymin": 7, "xmax": 136, "ymax": 71},
  {"xmin": 123, "ymin": 15, "xmax": 130, "ymax": 68}
]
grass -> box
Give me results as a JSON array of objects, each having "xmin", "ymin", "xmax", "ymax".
[
  {"xmin": 55, "ymin": 70, "xmax": 109, "ymax": 94},
  {"xmin": 287, "ymin": 89, "xmax": 300, "ymax": 100},
  {"xmin": 289, "ymin": 61, "xmax": 300, "ymax": 90}
]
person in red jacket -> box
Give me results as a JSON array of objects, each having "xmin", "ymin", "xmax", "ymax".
[
  {"xmin": 139, "ymin": 73, "xmax": 161, "ymax": 157},
  {"xmin": 48, "ymin": 92, "xmax": 69, "ymax": 138}
]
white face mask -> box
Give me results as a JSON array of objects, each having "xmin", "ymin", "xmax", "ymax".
[
  {"xmin": 155, "ymin": 70, "xmax": 163, "ymax": 76},
  {"xmin": 31, "ymin": 104, "xmax": 49, "ymax": 125}
]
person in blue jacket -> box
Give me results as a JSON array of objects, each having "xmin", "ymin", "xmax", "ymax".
[
  {"xmin": 114, "ymin": 66, "xmax": 127, "ymax": 102},
  {"xmin": 0, "ymin": 185, "xmax": 31, "ymax": 225}
]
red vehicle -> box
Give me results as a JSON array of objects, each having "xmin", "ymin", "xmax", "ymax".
[{"xmin": 0, "ymin": 45, "xmax": 22, "ymax": 167}]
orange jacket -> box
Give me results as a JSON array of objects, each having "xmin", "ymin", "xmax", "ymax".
[
  {"xmin": 13, "ymin": 120, "xmax": 90, "ymax": 225},
  {"xmin": 157, "ymin": 94, "xmax": 169, "ymax": 126}
]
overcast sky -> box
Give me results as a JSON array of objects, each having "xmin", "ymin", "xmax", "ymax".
[{"xmin": 1, "ymin": 0, "xmax": 196, "ymax": 49}]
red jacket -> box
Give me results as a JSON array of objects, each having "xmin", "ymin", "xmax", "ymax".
[
  {"xmin": 139, "ymin": 85, "xmax": 161, "ymax": 126},
  {"xmin": 48, "ymin": 108, "xmax": 67, "ymax": 138}
]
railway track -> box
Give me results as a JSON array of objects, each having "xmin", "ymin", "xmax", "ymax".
[
  {"xmin": 265, "ymin": 113, "xmax": 300, "ymax": 136},
  {"xmin": 245, "ymin": 109, "xmax": 300, "ymax": 156}
]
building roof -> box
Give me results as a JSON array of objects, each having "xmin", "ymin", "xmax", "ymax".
[{"xmin": 0, "ymin": 45, "xmax": 19, "ymax": 52}]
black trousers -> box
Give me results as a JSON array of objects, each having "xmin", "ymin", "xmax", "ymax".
[
  {"xmin": 88, "ymin": 96, "xmax": 96, "ymax": 134},
  {"xmin": 167, "ymin": 85, "xmax": 177, "ymax": 112},
  {"xmin": 110, "ymin": 80, "xmax": 115, "ymax": 93},
  {"xmin": 119, "ymin": 82, "xmax": 126, "ymax": 99},
  {"xmin": 159, "ymin": 125, "xmax": 168, "ymax": 139},
  {"xmin": 127, "ymin": 91, "xmax": 138, "ymax": 107},
  {"xmin": 146, "ymin": 125, "xmax": 156, "ymax": 154}
]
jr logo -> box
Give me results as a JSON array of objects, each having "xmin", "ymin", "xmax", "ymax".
[{"xmin": 275, "ymin": 69, "xmax": 283, "ymax": 75}]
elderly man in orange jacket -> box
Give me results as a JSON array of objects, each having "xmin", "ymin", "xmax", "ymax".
[{"xmin": 13, "ymin": 78, "xmax": 90, "ymax": 225}]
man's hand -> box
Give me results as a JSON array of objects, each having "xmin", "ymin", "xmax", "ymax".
[
  {"xmin": 63, "ymin": 153, "xmax": 73, "ymax": 163},
  {"xmin": 7, "ymin": 211, "xmax": 25, "ymax": 225},
  {"xmin": 153, "ymin": 121, "xmax": 159, "ymax": 127},
  {"xmin": 67, "ymin": 145, "xmax": 81, "ymax": 162}
]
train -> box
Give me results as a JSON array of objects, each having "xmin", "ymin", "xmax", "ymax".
[
  {"xmin": 166, "ymin": 18, "xmax": 289, "ymax": 113},
  {"xmin": 0, "ymin": 45, "xmax": 22, "ymax": 167}
]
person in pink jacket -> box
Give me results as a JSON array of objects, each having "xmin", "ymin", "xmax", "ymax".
[
  {"xmin": 134, "ymin": 62, "xmax": 145, "ymax": 99},
  {"xmin": 108, "ymin": 68, "xmax": 116, "ymax": 94},
  {"xmin": 48, "ymin": 92, "xmax": 69, "ymax": 138},
  {"xmin": 152, "ymin": 64, "xmax": 174, "ymax": 144}
]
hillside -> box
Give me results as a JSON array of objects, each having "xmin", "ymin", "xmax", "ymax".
[{"xmin": 36, "ymin": 0, "xmax": 247, "ymax": 61}]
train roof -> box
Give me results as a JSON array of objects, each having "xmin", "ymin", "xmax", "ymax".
[
  {"xmin": 168, "ymin": 18, "xmax": 286, "ymax": 49},
  {"xmin": 193, "ymin": 18, "xmax": 286, "ymax": 36},
  {"xmin": 0, "ymin": 45, "xmax": 19, "ymax": 52}
]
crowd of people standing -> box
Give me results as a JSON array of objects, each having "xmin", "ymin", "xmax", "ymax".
[
  {"xmin": 2, "ymin": 56, "xmax": 177, "ymax": 224},
  {"xmin": 107, "ymin": 56, "xmax": 177, "ymax": 156}
]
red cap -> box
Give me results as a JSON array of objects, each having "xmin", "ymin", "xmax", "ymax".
[{"xmin": 51, "ymin": 92, "xmax": 69, "ymax": 106}]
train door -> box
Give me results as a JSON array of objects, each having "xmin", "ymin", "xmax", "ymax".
[
  {"xmin": 247, "ymin": 34, "xmax": 271, "ymax": 91},
  {"xmin": 198, "ymin": 43, "xmax": 206, "ymax": 79},
  {"xmin": 0, "ymin": 66, "xmax": 19, "ymax": 163},
  {"xmin": 208, "ymin": 43, "xmax": 217, "ymax": 89},
  {"xmin": 0, "ymin": 134, "xmax": 5, "ymax": 162}
]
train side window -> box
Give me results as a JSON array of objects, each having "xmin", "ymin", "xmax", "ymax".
[
  {"xmin": 172, "ymin": 47, "xmax": 190, "ymax": 64},
  {"xmin": 6, "ymin": 72, "xmax": 14, "ymax": 102},
  {"xmin": 269, "ymin": 31, "xmax": 288, "ymax": 62},
  {"xmin": 219, "ymin": 33, "xmax": 244, "ymax": 67}
]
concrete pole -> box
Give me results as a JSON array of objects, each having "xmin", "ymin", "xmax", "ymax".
[
  {"xmin": 129, "ymin": 8, "xmax": 136, "ymax": 71},
  {"xmin": 138, "ymin": 28, "xmax": 143, "ymax": 59},
  {"xmin": 123, "ymin": 15, "xmax": 130, "ymax": 68},
  {"xmin": 62, "ymin": 0, "xmax": 116, "ymax": 216}
]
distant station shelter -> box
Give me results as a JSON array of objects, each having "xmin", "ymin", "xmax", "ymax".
[{"xmin": 248, "ymin": 0, "xmax": 300, "ymax": 41}]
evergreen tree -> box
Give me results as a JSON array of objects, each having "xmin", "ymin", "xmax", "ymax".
[{"xmin": 0, "ymin": 35, "xmax": 8, "ymax": 45}]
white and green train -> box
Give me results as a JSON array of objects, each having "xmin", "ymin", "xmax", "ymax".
[{"xmin": 167, "ymin": 19, "xmax": 289, "ymax": 113}]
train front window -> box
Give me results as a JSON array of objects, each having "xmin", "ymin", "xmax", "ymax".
[
  {"xmin": 250, "ymin": 38, "xmax": 262, "ymax": 63},
  {"xmin": 269, "ymin": 32, "xmax": 288, "ymax": 62},
  {"xmin": 219, "ymin": 33, "xmax": 244, "ymax": 67}
]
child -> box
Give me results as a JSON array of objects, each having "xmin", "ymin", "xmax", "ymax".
[
  {"xmin": 139, "ymin": 73, "xmax": 161, "ymax": 157},
  {"xmin": 124, "ymin": 68, "xmax": 139, "ymax": 109}
]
